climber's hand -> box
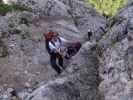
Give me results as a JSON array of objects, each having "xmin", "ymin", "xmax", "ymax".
[{"xmin": 58, "ymin": 48, "xmax": 65, "ymax": 57}]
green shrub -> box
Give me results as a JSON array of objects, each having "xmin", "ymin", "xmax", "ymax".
[
  {"xmin": 0, "ymin": 3, "xmax": 30, "ymax": 15},
  {"xmin": 85, "ymin": 0, "xmax": 126, "ymax": 16}
]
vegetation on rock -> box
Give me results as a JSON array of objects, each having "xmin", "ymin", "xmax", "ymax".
[
  {"xmin": 86, "ymin": 0, "xmax": 126, "ymax": 16},
  {"xmin": 0, "ymin": 3, "xmax": 30, "ymax": 15}
]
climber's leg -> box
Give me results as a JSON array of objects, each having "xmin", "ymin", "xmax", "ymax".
[
  {"xmin": 57, "ymin": 54, "xmax": 64, "ymax": 69},
  {"xmin": 50, "ymin": 53, "xmax": 62, "ymax": 74}
]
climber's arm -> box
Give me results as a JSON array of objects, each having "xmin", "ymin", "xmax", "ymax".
[{"xmin": 60, "ymin": 37, "xmax": 73, "ymax": 44}]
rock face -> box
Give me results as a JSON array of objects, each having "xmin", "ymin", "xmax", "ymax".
[
  {"xmin": 26, "ymin": 42, "xmax": 101, "ymax": 100},
  {"xmin": 0, "ymin": 0, "xmax": 133, "ymax": 100},
  {"xmin": 98, "ymin": 1, "xmax": 133, "ymax": 100},
  {"xmin": 0, "ymin": 0, "xmax": 105, "ymax": 89}
]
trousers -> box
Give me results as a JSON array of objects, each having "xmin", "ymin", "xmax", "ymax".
[{"xmin": 50, "ymin": 53, "xmax": 64, "ymax": 74}]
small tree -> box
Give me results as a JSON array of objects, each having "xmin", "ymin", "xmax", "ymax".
[{"xmin": 86, "ymin": 0, "xmax": 126, "ymax": 16}]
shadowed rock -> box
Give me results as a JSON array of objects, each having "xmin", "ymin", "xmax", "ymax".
[{"xmin": 26, "ymin": 42, "xmax": 101, "ymax": 100}]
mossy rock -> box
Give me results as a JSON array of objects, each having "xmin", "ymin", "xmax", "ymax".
[{"xmin": 0, "ymin": 3, "xmax": 30, "ymax": 15}]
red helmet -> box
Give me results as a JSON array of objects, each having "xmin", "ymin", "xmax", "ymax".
[
  {"xmin": 43, "ymin": 31, "xmax": 59, "ymax": 40},
  {"xmin": 43, "ymin": 31, "xmax": 55, "ymax": 40}
]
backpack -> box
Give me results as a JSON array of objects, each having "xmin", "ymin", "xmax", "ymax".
[{"xmin": 66, "ymin": 42, "xmax": 81, "ymax": 58}]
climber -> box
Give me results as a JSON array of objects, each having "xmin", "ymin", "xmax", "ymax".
[
  {"xmin": 88, "ymin": 29, "xmax": 92, "ymax": 40},
  {"xmin": 44, "ymin": 30, "xmax": 63, "ymax": 74},
  {"xmin": 44, "ymin": 30, "xmax": 81, "ymax": 74}
]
